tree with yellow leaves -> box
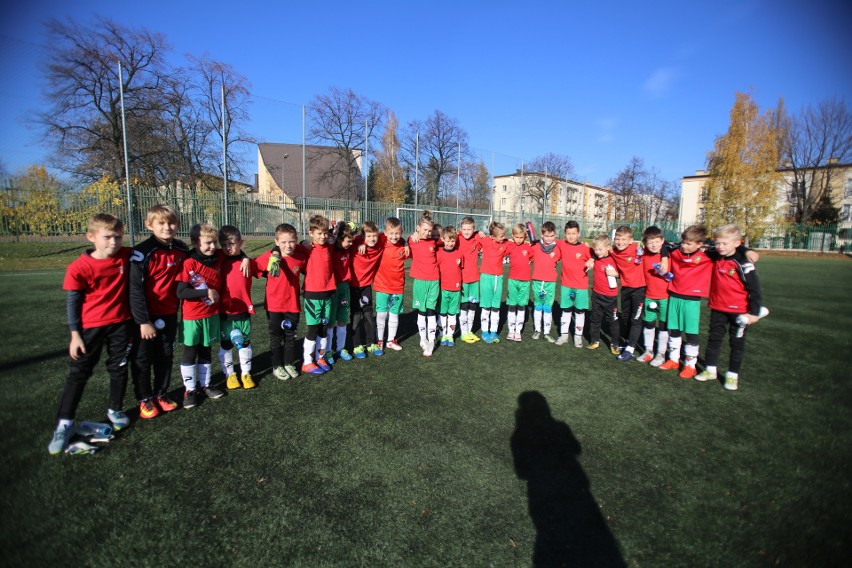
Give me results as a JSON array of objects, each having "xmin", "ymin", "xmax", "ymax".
[
  {"xmin": 704, "ymin": 92, "xmax": 784, "ymax": 244},
  {"xmin": 372, "ymin": 110, "xmax": 407, "ymax": 204}
]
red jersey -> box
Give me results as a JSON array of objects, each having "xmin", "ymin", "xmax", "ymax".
[
  {"xmin": 506, "ymin": 241, "xmax": 533, "ymax": 281},
  {"xmin": 129, "ymin": 236, "xmax": 188, "ymax": 319},
  {"xmin": 478, "ymin": 236, "xmax": 509, "ymax": 275},
  {"xmin": 331, "ymin": 246, "xmax": 353, "ymax": 284},
  {"xmin": 220, "ymin": 254, "xmax": 263, "ymax": 317},
  {"xmin": 303, "ymin": 242, "xmax": 336, "ymax": 294},
  {"xmin": 436, "ymin": 247, "xmax": 464, "ymax": 291},
  {"xmin": 708, "ymin": 251, "xmax": 762, "ymax": 314},
  {"xmin": 610, "ymin": 242, "xmax": 646, "ymax": 288},
  {"xmin": 408, "ymin": 237, "xmax": 440, "ymax": 281},
  {"xmin": 350, "ymin": 234, "xmax": 384, "ymax": 287},
  {"xmin": 63, "ymin": 247, "xmax": 132, "ymax": 328},
  {"xmin": 374, "ymin": 236, "xmax": 407, "ymax": 294},
  {"xmin": 530, "ymin": 243, "xmax": 562, "ymax": 282},
  {"xmin": 457, "ymin": 233, "xmax": 482, "ymax": 283},
  {"xmin": 641, "ymin": 251, "xmax": 669, "ymax": 300},
  {"xmin": 592, "ymin": 256, "xmax": 619, "ymax": 297},
  {"xmin": 178, "ymin": 255, "xmax": 224, "ymax": 321},
  {"xmin": 556, "ymin": 241, "xmax": 592, "ymax": 289},
  {"xmin": 257, "ymin": 249, "xmax": 308, "ymax": 313},
  {"xmin": 668, "ymin": 248, "xmax": 712, "ymax": 298}
]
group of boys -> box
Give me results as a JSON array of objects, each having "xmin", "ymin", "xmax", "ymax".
[{"xmin": 48, "ymin": 205, "xmax": 764, "ymax": 454}]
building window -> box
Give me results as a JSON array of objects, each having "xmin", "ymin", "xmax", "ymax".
[
  {"xmin": 844, "ymin": 177, "xmax": 852, "ymax": 199},
  {"xmin": 842, "ymin": 204, "xmax": 852, "ymax": 221},
  {"xmin": 501, "ymin": 197, "xmax": 506, "ymax": 206},
  {"xmin": 502, "ymin": 185, "xmax": 507, "ymax": 193}
]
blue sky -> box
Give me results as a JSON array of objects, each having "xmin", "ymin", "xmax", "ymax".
[{"xmin": 1, "ymin": 0, "xmax": 850, "ymax": 188}]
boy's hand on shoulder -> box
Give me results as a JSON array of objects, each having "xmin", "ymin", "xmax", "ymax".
[
  {"xmin": 745, "ymin": 250, "xmax": 759, "ymax": 263},
  {"xmin": 409, "ymin": 233, "xmax": 420, "ymax": 243},
  {"xmin": 69, "ymin": 331, "xmax": 86, "ymax": 360},
  {"xmin": 584, "ymin": 258, "xmax": 595, "ymax": 271},
  {"xmin": 140, "ymin": 322, "xmax": 157, "ymax": 340},
  {"xmin": 357, "ymin": 244, "xmax": 367, "ymax": 255},
  {"xmin": 240, "ymin": 257, "xmax": 251, "ymax": 277},
  {"xmin": 404, "ymin": 245, "xmax": 411, "ymax": 258}
]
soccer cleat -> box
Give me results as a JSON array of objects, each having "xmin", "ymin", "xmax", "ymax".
[
  {"xmin": 616, "ymin": 350, "xmax": 634, "ymax": 362},
  {"xmin": 423, "ymin": 341, "xmax": 434, "ymax": 357},
  {"xmin": 107, "ymin": 409, "xmax": 130, "ymax": 430},
  {"xmin": 301, "ymin": 362, "xmax": 325, "ymax": 375},
  {"xmin": 610, "ymin": 345, "xmax": 621, "ymax": 355},
  {"xmin": 376, "ymin": 341, "xmax": 385, "ymax": 352},
  {"xmin": 694, "ymin": 370, "xmax": 717, "ymax": 382},
  {"xmin": 156, "ymin": 395, "xmax": 178, "ymax": 413},
  {"xmin": 490, "ymin": 333, "xmax": 500, "ymax": 344},
  {"xmin": 204, "ymin": 386, "xmax": 225, "ymax": 399},
  {"xmin": 637, "ymin": 351, "xmax": 654, "ymax": 363},
  {"xmin": 284, "ymin": 365, "xmax": 300, "ymax": 379},
  {"xmin": 532, "ymin": 331, "xmax": 541, "ymax": 340},
  {"xmin": 659, "ymin": 359, "xmax": 680, "ymax": 371},
  {"xmin": 481, "ymin": 332, "xmax": 492, "ymax": 343},
  {"xmin": 440, "ymin": 336, "xmax": 450, "ymax": 346},
  {"xmin": 724, "ymin": 374, "xmax": 739, "ymax": 391},
  {"xmin": 241, "ymin": 373, "xmax": 256, "ymax": 389},
  {"xmin": 650, "ymin": 354, "xmax": 666, "ymax": 367},
  {"xmin": 678, "ymin": 366, "xmax": 697, "ymax": 380},
  {"xmin": 226, "ymin": 373, "xmax": 241, "ymax": 389},
  {"xmin": 316, "ymin": 358, "xmax": 332, "ymax": 372},
  {"xmin": 574, "ymin": 335, "xmax": 584, "ymax": 348},
  {"xmin": 273, "ymin": 366, "xmax": 290, "ymax": 380},
  {"xmin": 353, "ymin": 345, "xmax": 367, "ymax": 359},
  {"xmin": 461, "ymin": 332, "xmax": 476, "ymax": 344},
  {"xmin": 386, "ymin": 340, "xmax": 403, "ymax": 351},
  {"xmin": 48, "ymin": 423, "xmax": 74, "ymax": 455},
  {"xmin": 586, "ymin": 342, "xmax": 600, "ymax": 350},
  {"xmin": 545, "ymin": 334, "xmax": 556, "ymax": 344},
  {"xmin": 367, "ymin": 343, "xmax": 384, "ymax": 356},
  {"xmin": 446, "ymin": 337, "xmax": 455, "ymax": 347},
  {"xmin": 322, "ymin": 351, "xmax": 335, "ymax": 365},
  {"xmin": 183, "ymin": 390, "xmax": 199, "ymax": 409},
  {"xmin": 339, "ymin": 349, "xmax": 354, "ymax": 361},
  {"xmin": 139, "ymin": 398, "xmax": 160, "ymax": 419},
  {"xmin": 554, "ymin": 334, "xmax": 570, "ymax": 346},
  {"xmin": 506, "ymin": 332, "xmax": 515, "ymax": 342}
]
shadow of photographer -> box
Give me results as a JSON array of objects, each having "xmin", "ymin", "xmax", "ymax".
[{"xmin": 511, "ymin": 391, "xmax": 626, "ymax": 567}]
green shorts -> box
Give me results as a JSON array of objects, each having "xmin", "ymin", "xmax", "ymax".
[
  {"xmin": 304, "ymin": 296, "xmax": 334, "ymax": 326},
  {"xmin": 666, "ymin": 296, "xmax": 700, "ymax": 334},
  {"xmin": 182, "ymin": 316, "xmax": 220, "ymax": 347},
  {"xmin": 643, "ymin": 297, "xmax": 669, "ymax": 323},
  {"xmin": 462, "ymin": 281, "xmax": 480, "ymax": 305},
  {"xmin": 479, "ymin": 274, "xmax": 504, "ymax": 309},
  {"xmin": 412, "ymin": 279, "xmax": 439, "ymax": 312},
  {"xmin": 532, "ymin": 280, "xmax": 556, "ymax": 310},
  {"xmin": 440, "ymin": 290, "xmax": 461, "ymax": 315},
  {"xmin": 559, "ymin": 286, "xmax": 590, "ymax": 310},
  {"xmin": 330, "ymin": 282, "xmax": 351, "ymax": 324},
  {"xmin": 376, "ymin": 291, "xmax": 405, "ymax": 315},
  {"xmin": 507, "ymin": 279, "xmax": 531, "ymax": 307},
  {"xmin": 220, "ymin": 318, "xmax": 252, "ymax": 346}
]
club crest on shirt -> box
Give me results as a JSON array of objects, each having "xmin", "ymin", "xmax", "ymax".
[
  {"xmin": 549, "ymin": 252, "xmax": 555, "ymax": 258},
  {"xmin": 627, "ymin": 256, "xmax": 633, "ymax": 262},
  {"xmin": 522, "ymin": 250, "xmax": 528, "ymax": 256},
  {"xmin": 728, "ymin": 268, "xmax": 736, "ymax": 276},
  {"xmin": 576, "ymin": 253, "xmax": 582, "ymax": 259}
]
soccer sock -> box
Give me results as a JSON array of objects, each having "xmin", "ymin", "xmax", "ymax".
[
  {"xmin": 684, "ymin": 343, "xmax": 699, "ymax": 368},
  {"xmin": 534, "ymin": 308, "xmax": 542, "ymax": 332},
  {"xmin": 218, "ymin": 348, "xmax": 234, "ymax": 376},
  {"xmin": 459, "ymin": 310, "xmax": 468, "ymax": 335},
  {"xmin": 440, "ymin": 314, "xmax": 448, "ymax": 336},
  {"xmin": 481, "ymin": 309, "xmax": 490, "ymax": 334},
  {"xmin": 376, "ymin": 311, "xmax": 388, "ymax": 344},
  {"xmin": 427, "ymin": 315, "xmax": 437, "ymax": 343},
  {"xmin": 180, "ymin": 364, "xmax": 196, "ymax": 391},
  {"xmin": 196, "ymin": 362, "xmax": 212, "ymax": 388},
  {"xmin": 238, "ymin": 346, "xmax": 252, "ymax": 374},
  {"xmin": 656, "ymin": 331, "xmax": 669, "ymax": 356},
  {"xmin": 668, "ymin": 335, "xmax": 682, "ymax": 362},
  {"xmin": 725, "ymin": 371, "xmax": 738, "ymax": 380},
  {"xmin": 303, "ymin": 338, "xmax": 316, "ymax": 364},
  {"xmin": 490, "ymin": 310, "xmax": 499, "ymax": 334},
  {"xmin": 516, "ymin": 308, "xmax": 525, "ymax": 333},
  {"xmin": 388, "ymin": 313, "xmax": 399, "ymax": 341},
  {"xmin": 543, "ymin": 311, "xmax": 553, "ymax": 335},
  {"xmin": 624, "ymin": 345, "xmax": 635, "ymax": 354},
  {"xmin": 335, "ymin": 325, "xmax": 347, "ymax": 352},
  {"xmin": 705, "ymin": 365, "xmax": 718, "ymax": 377},
  {"xmin": 467, "ymin": 308, "xmax": 477, "ymax": 333},
  {"xmin": 57, "ymin": 418, "xmax": 74, "ymax": 429},
  {"xmin": 507, "ymin": 309, "xmax": 517, "ymax": 335},
  {"xmin": 449, "ymin": 314, "xmax": 457, "ymax": 337},
  {"xmin": 560, "ymin": 315, "xmax": 571, "ymax": 337},
  {"xmin": 417, "ymin": 313, "xmax": 427, "ymax": 341},
  {"xmin": 574, "ymin": 311, "xmax": 585, "ymax": 337},
  {"xmin": 643, "ymin": 328, "xmax": 656, "ymax": 353}
]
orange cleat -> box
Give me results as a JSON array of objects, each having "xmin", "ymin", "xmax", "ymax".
[{"xmin": 658, "ymin": 359, "xmax": 680, "ymax": 371}]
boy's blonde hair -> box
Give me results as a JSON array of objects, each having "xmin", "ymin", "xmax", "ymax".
[
  {"xmin": 615, "ymin": 225, "xmax": 633, "ymax": 237},
  {"xmin": 459, "ymin": 216, "xmax": 476, "ymax": 228},
  {"xmin": 146, "ymin": 204, "xmax": 179, "ymax": 225},
  {"xmin": 714, "ymin": 224, "xmax": 742, "ymax": 240},
  {"xmin": 592, "ymin": 233, "xmax": 611, "ymax": 247},
  {"xmin": 88, "ymin": 213, "xmax": 123, "ymax": 234},
  {"xmin": 441, "ymin": 225, "xmax": 457, "ymax": 240},
  {"xmin": 190, "ymin": 223, "xmax": 218, "ymax": 243},
  {"xmin": 275, "ymin": 223, "xmax": 297, "ymax": 238},
  {"xmin": 489, "ymin": 221, "xmax": 505, "ymax": 236},
  {"xmin": 417, "ymin": 214, "xmax": 433, "ymax": 227},
  {"xmin": 309, "ymin": 215, "xmax": 330, "ymax": 232},
  {"xmin": 682, "ymin": 225, "xmax": 708, "ymax": 243},
  {"xmin": 363, "ymin": 221, "xmax": 380, "ymax": 234},
  {"xmin": 512, "ymin": 223, "xmax": 526, "ymax": 237}
]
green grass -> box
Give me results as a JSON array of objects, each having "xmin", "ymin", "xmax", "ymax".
[{"xmin": 1, "ymin": 255, "xmax": 850, "ymax": 566}]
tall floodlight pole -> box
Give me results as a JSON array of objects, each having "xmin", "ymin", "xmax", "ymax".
[
  {"xmin": 520, "ymin": 160, "xmax": 525, "ymax": 224},
  {"xmin": 364, "ymin": 120, "xmax": 369, "ymax": 223},
  {"xmin": 301, "ymin": 105, "xmax": 307, "ymax": 237},
  {"xmin": 490, "ymin": 152, "xmax": 495, "ymax": 221},
  {"xmin": 221, "ymin": 83, "xmax": 229, "ymax": 225},
  {"xmin": 543, "ymin": 166, "xmax": 548, "ymax": 226},
  {"xmin": 118, "ymin": 61, "xmax": 135, "ymax": 245},
  {"xmin": 456, "ymin": 142, "xmax": 461, "ymax": 212},
  {"xmin": 414, "ymin": 130, "xmax": 419, "ymax": 210}
]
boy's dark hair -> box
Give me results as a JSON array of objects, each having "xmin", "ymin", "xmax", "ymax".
[
  {"xmin": 219, "ymin": 225, "xmax": 242, "ymax": 244},
  {"xmin": 442, "ymin": 225, "xmax": 457, "ymax": 240},
  {"xmin": 615, "ymin": 225, "xmax": 633, "ymax": 236},
  {"xmin": 541, "ymin": 221, "xmax": 556, "ymax": 233},
  {"xmin": 564, "ymin": 220, "xmax": 580, "ymax": 231},
  {"xmin": 642, "ymin": 226, "xmax": 664, "ymax": 241},
  {"xmin": 363, "ymin": 221, "xmax": 380, "ymax": 234},
  {"xmin": 275, "ymin": 223, "xmax": 297, "ymax": 238},
  {"xmin": 333, "ymin": 221, "xmax": 354, "ymax": 249},
  {"xmin": 488, "ymin": 221, "xmax": 505, "ymax": 236},
  {"xmin": 682, "ymin": 225, "xmax": 708, "ymax": 242},
  {"xmin": 309, "ymin": 215, "xmax": 329, "ymax": 232},
  {"xmin": 384, "ymin": 217, "xmax": 401, "ymax": 229}
]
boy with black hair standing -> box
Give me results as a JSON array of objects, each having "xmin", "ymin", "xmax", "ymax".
[
  {"xmin": 555, "ymin": 220, "xmax": 592, "ymax": 348},
  {"xmin": 529, "ymin": 221, "xmax": 562, "ymax": 342},
  {"xmin": 610, "ymin": 225, "xmax": 646, "ymax": 361}
]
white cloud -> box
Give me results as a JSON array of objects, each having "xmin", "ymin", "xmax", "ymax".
[
  {"xmin": 643, "ymin": 67, "xmax": 679, "ymax": 98},
  {"xmin": 597, "ymin": 117, "xmax": 616, "ymax": 143}
]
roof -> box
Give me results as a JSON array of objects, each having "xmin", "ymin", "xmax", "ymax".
[{"xmin": 258, "ymin": 143, "xmax": 363, "ymax": 199}]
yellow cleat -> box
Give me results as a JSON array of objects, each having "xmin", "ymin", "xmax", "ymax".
[
  {"xmin": 241, "ymin": 373, "xmax": 256, "ymax": 389},
  {"xmin": 586, "ymin": 342, "xmax": 600, "ymax": 350},
  {"xmin": 226, "ymin": 373, "xmax": 240, "ymax": 390},
  {"xmin": 610, "ymin": 346, "xmax": 621, "ymax": 355}
]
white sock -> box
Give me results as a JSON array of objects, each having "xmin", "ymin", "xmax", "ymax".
[
  {"xmin": 181, "ymin": 364, "xmax": 196, "ymax": 391},
  {"xmin": 516, "ymin": 308, "xmax": 525, "ymax": 334},
  {"xmin": 427, "ymin": 315, "xmax": 437, "ymax": 343},
  {"xmin": 560, "ymin": 316, "xmax": 571, "ymax": 336},
  {"xmin": 448, "ymin": 314, "xmax": 457, "ymax": 337},
  {"xmin": 705, "ymin": 365, "xmax": 718, "ymax": 377},
  {"xmin": 490, "ymin": 310, "xmax": 499, "ymax": 333},
  {"xmin": 657, "ymin": 331, "xmax": 669, "ymax": 356},
  {"xmin": 624, "ymin": 345, "xmax": 635, "ymax": 354},
  {"xmin": 459, "ymin": 310, "xmax": 469, "ymax": 335},
  {"xmin": 218, "ymin": 348, "xmax": 234, "ymax": 375},
  {"xmin": 319, "ymin": 333, "xmax": 328, "ymax": 353},
  {"xmin": 467, "ymin": 308, "xmax": 477, "ymax": 333},
  {"xmin": 377, "ymin": 311, "xmax": 388, "ymax": 343},
  {"xmin": 388, "ymin": 313, "xmax": 399, "ymax": 341},
  {"xmin": 543, "ymin": 311, "xmax": 553, "ymax": 335},
  {"xmin": 197, "ymin": 362, "xmax": 212, "ymax": 388},
  {"xmin": 238, "ymin": 346, "xmax": 252, "ymax": 374},
  {"xmin": 668, "ymin": 335, "xmax": 682, "ymax": 361},
  {"xmin": 725, "ymin": 371, "xmax": 738, "ymax": 380},
  {"xmin": 481, "ymin": 310, "xmax": 490, "ymax": 334},
  {"xmin": 440, "ymin": 314, "xmax": 448, "ymax": 335},
  {"xmin": 335, "ymin": 325, "xmax": 347, "ymax": 352},
  {"xmin": 574, "ymin": 312, "xmax": 585, "ymax": 337},
  {"xmin": 417, "ymin": 314, "xmax": 427, "ymax": 341},
  {"xmin": 534, "ymin": 308, "xmax": 542, "ymax": 332},
  {"xmin": 507, "ymin": 309, "xmax": 517, "ymax": 335},
  {"xmin": 303, "ymin": 338, "xmax": 316, "ymax": 364},
  {"xmin": 57, "ymin": 418, "xmax": 74, "ymax": 429},
  {"xmin": 643, "ymin": 328, "xmax": 656, "ymax": 353},
  {"xmin": 684, "ymin": 343, "xmax": 699, "ymax": 368}
]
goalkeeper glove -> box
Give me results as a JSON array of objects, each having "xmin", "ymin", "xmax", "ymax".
[{"xmin": 267, "ymin": 253, "xmax": 281, "ymax": 277}]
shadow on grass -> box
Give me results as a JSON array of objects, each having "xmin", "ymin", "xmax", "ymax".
[
  {"xmin": 0, "ymin": 348, "xmax": 68, "ymax": 372},
  {"xmin": 511, "ymin": 391, "xmax": 626, "ymax": 567}
]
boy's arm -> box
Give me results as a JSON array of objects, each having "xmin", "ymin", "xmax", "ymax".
[
  {"xmin": 66, "ymin": 290, "xmax": 86, "ymax": 360},
  {"xmin": 739, "ymin": 253, "xmax": 763, "ymax": 318}
]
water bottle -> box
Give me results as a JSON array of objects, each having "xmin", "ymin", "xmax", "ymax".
[
  {"xmin": 569, "ymin": 290, "xmax": 576, "ymax": 300},
  {"xmin": 281, "ymin": 319, "xmax": 293, "ymax": 330},
  {"xmin": 735, "ymin": 306, "xmax": 770, "ymax": 338},
  {"xmin": 189, "ymin": 271, "xmax": 214, "ymax": 305},
  {"xmin": 634, "ymin": 246, "xmax": 644, "ymax": 265},
  {"xmin": 653, "ymin": 263, "xmax": 674, "ymax": 282},
  {"xmin": 606, "ymin": 265, "xmax": 617, "ymax": 289},
  {"xmin": 230, "ymin": 328, "xmax": 244, "ymax": 349},
  {"xmin": 648, "ymin": 300, "xmax": 658, "ymax": 311},
  {"xmin": 77, "ymin": 421, "xmax": 113, "ymax": 437},
  {"xmin": 154, "ymin": 318, "xmax": 166, "ymax": 330}
]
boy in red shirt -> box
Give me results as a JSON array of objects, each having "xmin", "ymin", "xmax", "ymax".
[
  {"xmin": 436, "ymin": 225, "xmax": 465, "ymax": 346},
  {"xmin": 610, "ymin": 225, "xmax": 647, "ymax": 361},
  {"xmin": 350, "ymin": 221, "xmax": 384, "ymax": 357},
  {"xmin": 321, "ymin": 221, "xmax": 355, "ymax": 362},
  {"xmin": 299, "ymin": 215, "xmax": 337, "ymax": 374},
  {"xmin": 176, "ymin": 224, "xmax": 225, "ymax": 409},
  {"xmin": 129, "ymin": 204, "xmax": 189, "ymax": 419},
  {"xmin": 587, "ymin": 234, "xmax": 621, "ymax": 353},
  {"xmin": 49, "ymin": 214, "xmax": 133, "ymax": 454},
  {"xmin": 477, "ymin": 222, "xmax": 510, "ymax": 343},
  {"xmin": 530, "ymin": 221, "xmax": 562, "ymax": 341},
  {"xmin": 695, "ymin": 224, "xmax": 765, "ymax": 391},
  {"xmin": 555, "ymin": 220, "xmax": 592, "ymax": 348},
  {"xmin": 457, "ymin": 217, "xmax": 482, "ymax": 343},
  {"xmin": 505, "ymin": 224, "xmax": 533, "ymax": 341},
  {"xmin": 636, "ymin": 226, "xmax": 671, "ymax": 366},
  {"xmin": 374, "ymin": 217, "xmax": 409, "ymax": 353},
  {"xmin": 257, "ymin": 224, "xmax": 308, "ymax": 380},
  {"xmin": 408, "ymin": 215, "xmax": 441, "ymax": 357}
]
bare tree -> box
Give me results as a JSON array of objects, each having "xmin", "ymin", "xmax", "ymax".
[
  {"xmin": 459, "ymin": 160, "xmax": 491, "ymax": 209},
  {"xmin": 782, "ymin": 98, "xmax": 852, "ymax": 223},
  {"xmin": 402, "ymin": 110, "xmax": 471, "ymax": 206},
  {"xmin": 522, "ymin": 153, "xmax": 575, "ymax": 218},
  {"xmin": 308, "ymin": 87, "xmax": 384, "ymax": 200},
  {"xmin": 607, "ymin": 156, "xmax": 646, "ymax": 221}
]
